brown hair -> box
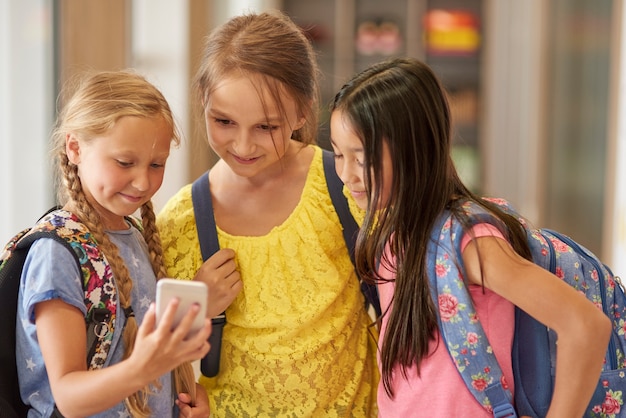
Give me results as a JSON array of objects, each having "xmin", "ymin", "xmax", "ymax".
[
  {"xmin": 51, "ymin": 70, "xmax": 196, "ymax": 416},
  {"xmin": 194, "ymin": 10, "xmax": 320, "ymax": 145}
]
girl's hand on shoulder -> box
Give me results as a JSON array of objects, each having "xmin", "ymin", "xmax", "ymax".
[
  {"xmin": 128, "ymin": 301, "xmax": 212, "ymax": 381},
  {"xmin": 176, "ymin": 384, "xmax": 210, "ymax": 418},
  {"xmin": 194, "ymin": 248, "xmax": 242, "ymax": 317}
]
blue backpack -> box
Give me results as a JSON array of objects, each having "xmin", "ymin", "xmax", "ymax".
[{"xmin": 428, "ymin": 198, "xmax": 626, "ymax": 418}]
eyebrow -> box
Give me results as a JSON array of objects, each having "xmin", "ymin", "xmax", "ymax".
[
  {"xmin": 207, "ymin": 106, "xmax": 283, "ymax": 124},
  {"xmin": 329, "ymin": 138, "xmax": 364, "ymax": 153}
]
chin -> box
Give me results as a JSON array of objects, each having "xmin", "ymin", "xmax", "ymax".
[{"xmin": 356, "ymin": 198, "xmax": 369, "ymax": 211}]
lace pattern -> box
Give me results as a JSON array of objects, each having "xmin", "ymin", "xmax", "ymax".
[{"xmin": 157, "ymin": 146, "xmax": 378, "ymax": 417}]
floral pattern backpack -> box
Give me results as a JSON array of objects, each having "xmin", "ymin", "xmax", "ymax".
[
  {"xmin": 427, "ymin": 198, "xmax": 626, "ymax": 418},
  {"xmin": 0, "ymin": 209, "xmax": 119, "ymax": 417}
]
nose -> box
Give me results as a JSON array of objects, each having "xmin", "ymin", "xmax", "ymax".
[
  {"xmin": 232, "ymin": 130, "xmax": 256, "ymax": 157},
  {"xmin": 335, "ymin": 157, "xmax": 359, "ymax": 187},
  {"xmin": 132, "ymin": 168, "xmax": 150, "ymax": 192}
]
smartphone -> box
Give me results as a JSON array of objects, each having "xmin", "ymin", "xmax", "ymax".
[{"xmin": 156, "ymin": 279, "xmax": 207, "ymax": 339}]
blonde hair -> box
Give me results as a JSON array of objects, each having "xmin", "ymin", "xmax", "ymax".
[
  {"xmin": 194, "ymin": 10, "xmax": 321, "ymax": 144},
  {"xmin": 51, "ymin": 70, "xmax": 196, "ymax": 416}
]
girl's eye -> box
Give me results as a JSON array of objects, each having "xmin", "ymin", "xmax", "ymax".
[
  {"xmin": 259, "ymin": 124, "xmax": 278, "ymax": 131},
  {"xmin": 116, "ymin": 160, "xmax": 133, "ymax": 168},
  {"xmin": 215, "ymin": 118, "xmax": 231, "ymax": 125},
  {"xmin": 333, "ymin": 153, "xmax": 344, "ymax": 160},
  {"xmin": 151, "ymin": 163, "xmax": 165, "ymax": 169}
]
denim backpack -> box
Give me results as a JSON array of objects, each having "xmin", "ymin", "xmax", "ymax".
[
  {"xmin": 428, "ymin": 198, "xmax": 626, "ymax": 418},
  {"xmin": 0, "ymin": 209, "xmax": 120, "ymax": 418}
]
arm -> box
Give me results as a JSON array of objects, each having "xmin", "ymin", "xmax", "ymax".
[
  {"xmin": 36, "ymin": 298, "xmax": 211, "ymax": 417},
  {"xmin": 462, "ymin": 236, "xmax": 611, "ymax": 418}
]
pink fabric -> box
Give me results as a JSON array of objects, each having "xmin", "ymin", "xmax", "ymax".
[{"xmin": 377, "ymin": 224, "xmax": 515, "ymax": 417}]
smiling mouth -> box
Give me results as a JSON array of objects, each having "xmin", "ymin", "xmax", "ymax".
[
  {"xmin": 232, "ymin": 154, "xmax": 260, "ymax": 164},
  {"xmin": 121, "ymin": 193, "xmax": 143, "ymax": 202}
]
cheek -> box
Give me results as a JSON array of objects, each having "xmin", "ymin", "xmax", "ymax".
[
  {"xmin": 205, "ymin": 123, "xmax": 221, "ymax": 143},
  {"xmin": 150, "ymin": 171, "xmax": 165, "ymax": 190}
]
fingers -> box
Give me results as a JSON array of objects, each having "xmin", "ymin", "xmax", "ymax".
[
  {"xmin": 154, "ymin": 298, "xmax": 208, "ymax": 342},
  {"xmin": 203, "ymin": 248, "xmax": 237, "ymax": 272},
  {"xmin": 194, "ymin": 248, "xmax": 242, "ymax": 318},
  {"xmin": 177, "ymin": 392, "xmax": 192, "ymax": 404},
  {"xmin": 175, "ymin": 319, "xmax": 211, "ymax": 362},
  {"xmin": 137, "ymin": 303, "xmax": 157, "ymax": 337},
  {"xmin": 172, "ymin": 302, "xmax": 201, "ymax": 339},
  {"xmin": 177, "ymin": 383, "xmax": 211, "ymax": 418},
  {"xmin": 199, "ymin": 250, "xmax": 237, "ymax": 280},
  {"xmin": 154, "ymin": 297, "xmax": 181, "ymax": 333}
]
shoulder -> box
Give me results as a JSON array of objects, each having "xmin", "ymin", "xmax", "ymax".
[
  {"xmin": 156, "ymin": 183, "xmax": 202, "ymax": 278},
  {"xmin": 448, "ymin": 199, "xmax": 509, "ymax": 233},
  {"xmin": 157, "ymin": 183, "xmax": 196, "ymax": 249},
  {"xmin": 26, "ymin": 236, "xmax": 79, "ymax": 268},
  {"xmin": 21, "ymin": 237, "xmax": 85, "ymax": 319},
  {"xmin": 305, "ymin": 145, "xmax": 365, "ymax": 224},
  {"xmin": 157, "ymin": 183, "xmax": 194, "ymax": 233}
]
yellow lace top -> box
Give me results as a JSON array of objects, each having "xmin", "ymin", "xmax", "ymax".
[{"xmin": 157, "ymin": 146, "xmax": 378, "ymax": 417}]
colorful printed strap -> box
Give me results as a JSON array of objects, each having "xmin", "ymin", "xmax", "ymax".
[
  {"xmin": 22, "ymin": 210, "xmax": 117, "ymax": 369},
  {"xmin": 427, "ymin": 204, "xmax": 516, "ymax": 417}
]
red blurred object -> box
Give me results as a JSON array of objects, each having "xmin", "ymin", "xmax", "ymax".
[{"xmin": 424, "ymin": 9, "xmax": 480, "ymax": 55}]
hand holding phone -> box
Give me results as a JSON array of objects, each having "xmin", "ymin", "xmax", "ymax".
[{"xmin": 156, "ymin": 279, "xmax": 208, "ymax": 339}]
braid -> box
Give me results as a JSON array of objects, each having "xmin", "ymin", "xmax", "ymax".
[
  {"xmin": 51, "ymin": 69, "xmax": 189, "ymax": 416},
  {"xmin": 140, "ymin": 201, "xmax": 198, "ymax": 403},
  {"xmin": 61, "ymin": 158, "xmax": 158, "ymax": 417},
  {"xmin": 140, "ymin": 201, "xmax": 167, "ymax": 279}
]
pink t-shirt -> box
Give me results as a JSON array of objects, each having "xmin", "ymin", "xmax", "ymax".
[{"xmin": 377, "ymin": 224, "xmax": 515, "ymax": 417}]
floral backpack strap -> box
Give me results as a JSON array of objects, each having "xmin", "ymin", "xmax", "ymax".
[
  {"xmin": 32, "ymin": 210, "xmax": 117, "ymax": 369},
  {"xmin": 426, "ymin": 204, "xmax": 516, "ymax": 418}
]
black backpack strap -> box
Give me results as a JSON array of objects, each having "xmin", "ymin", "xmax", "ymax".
[
  {"xmin": 191, "ymin": 171, "xmax": 226, "ymax": 378},
  {"xmin": 321, "ymin": 149, "xmax": 382, "ymax": 317},
  {"xmin": 0, "ymin": 217, "xmax": 109, "ymax": 418}
]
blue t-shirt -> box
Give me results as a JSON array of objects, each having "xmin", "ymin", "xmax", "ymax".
[{"xmin": 16, "ymin": 223, "xmax": 175, "ymax": 417}]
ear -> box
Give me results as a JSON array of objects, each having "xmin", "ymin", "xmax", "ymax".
[
  {"xmin": 294, "ymin": 116, "xmax": 307, "ymax": 131},
  {"xmin": 65, "ymin": 133, "xmax": 81, "ymax": 164}
]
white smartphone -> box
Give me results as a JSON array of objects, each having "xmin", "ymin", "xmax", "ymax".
[{"xmin": 156, "ymin": 279, "xmax": 208, "ymax": 339}]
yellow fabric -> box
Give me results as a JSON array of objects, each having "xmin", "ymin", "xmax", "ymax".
[{"xmin": 157, "ymin": 146, "xmax": 378, "ymax": 417}]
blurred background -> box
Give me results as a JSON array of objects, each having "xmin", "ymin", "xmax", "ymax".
[{"xmin": 2, "ymin": 0, "xmax": 625, "ymax": 275}]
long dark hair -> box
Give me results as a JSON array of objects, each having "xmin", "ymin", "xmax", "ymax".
[{"xmin": 331, "ymin": 57, "xmax": 531, "ymax": 397}]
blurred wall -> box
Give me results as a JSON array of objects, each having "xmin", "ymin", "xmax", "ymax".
[
  {"xmin": 0, "ymin": 1, "xmax": 54, "ymax": 244},
  {"xmin": 1, "ymin": 0, "xmax": 624, "ymax": 269}
]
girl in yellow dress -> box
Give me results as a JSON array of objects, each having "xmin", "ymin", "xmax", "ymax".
[{"xmin": 157, "ymin": 10, "xmax": 379, "ymax": 418}]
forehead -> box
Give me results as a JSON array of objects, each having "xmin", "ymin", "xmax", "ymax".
[
  {"xmin": 210, "ymin": 74, "xmax": 295, "ymax": 113},
  {"xmin": 91, "ymin": 115, "xmax": 172, "ymax": 153},
  {"xmin": 330, "ymin": 110, "xmax": 362, "ymax": 147}
]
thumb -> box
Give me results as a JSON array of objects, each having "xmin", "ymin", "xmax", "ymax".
[
  {"xmin": 177, "ymin": 392, "xmax": 192, "ymax": 403},
  {"xmin": 138, "ymin": 303, "xmax": 157, "ymax": 336}
]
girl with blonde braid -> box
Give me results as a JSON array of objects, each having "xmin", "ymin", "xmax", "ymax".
[{"xmin": 16, "ymin": 70, "xmax": 212, "ymax": 417}]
